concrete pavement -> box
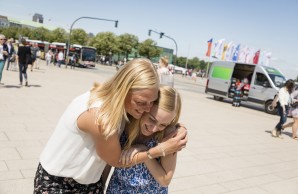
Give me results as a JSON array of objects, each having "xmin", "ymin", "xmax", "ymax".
[{"xmin": 1, "ymin": 61, "xmax": 298, "ymax": 194}]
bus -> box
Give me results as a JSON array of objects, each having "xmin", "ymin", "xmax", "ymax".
[{"xmin": 71, "ymin": 44, "xmax": 96, "ymax": 68}]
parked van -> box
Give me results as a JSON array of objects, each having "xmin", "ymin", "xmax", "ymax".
[{"xmin": 205, "ymin": 61, "xmax": 286, "ymax": 114}]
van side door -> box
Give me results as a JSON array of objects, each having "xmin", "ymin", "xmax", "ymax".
[
  {"xmin": 207, "ymin": 63, "xmax": 234, "ymax": 97},
  {"xmin": 248, "ymin": 72, "xmax": 273, "ymax": 104}
]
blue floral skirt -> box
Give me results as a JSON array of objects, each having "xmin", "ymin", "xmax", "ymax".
[{"xmin": 34, "ymin": 163, "xmax": 103, "ymax": 194}]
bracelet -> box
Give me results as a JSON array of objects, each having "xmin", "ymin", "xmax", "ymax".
[
  {"xmin": 158, "ymin": 143, "xmax": 165, "ymax": 157},
  {"xmin": 146, "ymin": 150, "xmax": 153, "ymax": 159}
]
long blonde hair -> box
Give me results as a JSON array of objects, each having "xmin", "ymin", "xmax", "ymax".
[
  {"xmin": 124, "ymin": 85, "xmax": 182, "ymax": 149},
  {"xmin": 88, "ymin": 58, "xmax": 159, "ymax": 138}
]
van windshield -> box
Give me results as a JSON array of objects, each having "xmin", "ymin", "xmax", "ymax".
[
  {"xmin": 264, "ymin": 67, "xmax": 286, "ymax": 88},
  {"xmin": 268, "ymin": 74, "xmax": 286, "ymax": 88}
]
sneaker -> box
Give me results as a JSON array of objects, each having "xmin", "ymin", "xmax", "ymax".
[
  {"xmin": 272, "ymin": 128, "xmax": 277, "ymax": 137},
  {"xmin": 277, "ymin": 131, "xmax": 283, "ymax": 139},
  {"xmin": 25, "ymin": 81, "xmax": 28, "ymax": 87}
]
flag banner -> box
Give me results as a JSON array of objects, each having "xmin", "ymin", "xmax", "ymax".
[
  {"xmin": 245, "ymin": 47, "xmax": 253, "ymax": 63},
  {"xmin": 238, "ymin": 46, "xmax": 247, "ymax": 63},
  {"xmin": 253, "ymin": 50, "xmax": 260, "ymax": 64},
  {"xmin": 206, "ymin": 38, "xmax": 213, "ymax": 57},
  {"xmin": 224, "ymin": 41, "xmax": 234, "ymax": 61},
  {"xmin": 213, "ymin": 39, "xmax": 225, "ymax": 59},
  {"xmin": 264, "ymin": 52, "xmax": 272, "ymax": 66},
  {"xmin": 221, "ymin": 43, "xmax": 228, "ymax": 60},
  {"xmin": 232, "ymin": 44, "xmax": 240, "ymax": 62}
]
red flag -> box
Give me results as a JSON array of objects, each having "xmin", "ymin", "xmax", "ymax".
[
  {"xmin": 206, "ymin": 38, "xmax": 213, "ymax": 57},
  {"xmin": 253, "ymin": 50, "xmax": 260, "ymax": 64}
]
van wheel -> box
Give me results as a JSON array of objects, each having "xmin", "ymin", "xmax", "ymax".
[
  {"xmin": 214, "ymin": 96, "xmax": 224, "ymax": 101},
  {"xmin": 265, "ymin": 101, "xmax": 277, "ymax": 115}
]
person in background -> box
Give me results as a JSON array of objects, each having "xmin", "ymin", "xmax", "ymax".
[
  {"xmin": 45, "ymin": 50, "xmax": 52, "ymax": 66},
  {"xmin": 5, "ymin": 38, "xmax": 15, "ymax": 71},
  {"xmin": 280, "ymin": 87, "xmax": 298, "ymax": 140},
  {"xmin": 0, "ymin": 34, "xmax": 8, "ymax": 85},
  {"xmin": 17, "ymin": 38, "xmax": 31, "ymax": 87},
  {"xmin": 158, "ymin": 56, "xmax": 174, "ymax": 87},
  {"xmin": 30, "ymin": 43, "xmax": 39, "ymax": 71},
  {"xmin": 272, "ymin": 79, "xmax": 295, "ymax": 138},
  {"xmin": 33, "ymin": 58, "xmax": 187, "ymax": 193},
  {"xmin": 107, "ymin": 85, "xmax": 182, "ymax": 193},
  {"xmin": 232, "ymin": 78, "xmax": 249, "ymax": 107},
  {"xmin": 57, "ymin": 50, "xmax": 64, "ymax": 68}
]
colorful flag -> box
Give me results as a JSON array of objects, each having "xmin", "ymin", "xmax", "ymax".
[
  {"xmin": 221, "ymin": 43, "xmax": 228, "ymax": 60},
  {"xmin": 206, "ymin": 38, "xmax": 213, "ymax": 57},
  {"xmin": 232, "ymin": 44, "xmax": 240, "ymax": 62},
  {"xmin": 253, "ymin": 50, "xmax": 260, "ymax": 64},
  {"xmin": 213, "ymin": 39, "xmax": 225, "ymax": 59}
]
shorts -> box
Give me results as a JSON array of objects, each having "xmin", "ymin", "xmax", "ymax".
[{"xmin": 34, "ymin": 163, "xmax": 104, "ymax": 194}]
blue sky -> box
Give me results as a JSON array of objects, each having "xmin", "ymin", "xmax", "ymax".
[{"xmin": 1, "ymin": 0, "xmax": 297, "ymax": 78}]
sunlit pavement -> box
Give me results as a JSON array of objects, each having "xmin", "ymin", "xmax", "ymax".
[{"xmin": 1, "ymin": 61, "xmax": 298, "ymax": 194}]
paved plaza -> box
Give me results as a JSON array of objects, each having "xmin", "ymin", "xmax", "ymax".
[{"xmin": 0, "ymin": 61, "xmax": 298, "ymax": 194}]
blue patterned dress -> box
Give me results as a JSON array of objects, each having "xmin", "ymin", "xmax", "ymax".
[{"xmin": 106, "ymin": 132, "xmax": 168, "ymax": 194}]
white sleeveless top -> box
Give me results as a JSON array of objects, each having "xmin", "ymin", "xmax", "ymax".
[{"xmin": 40, "ymin": 91, "xmax": 124, "ymax": 184}]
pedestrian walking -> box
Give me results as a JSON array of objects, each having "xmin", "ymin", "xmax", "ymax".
[
  {"xmin": 0, "ymin": 34, "xmax": 8, "ymax": 85},
  {"xmin": 272, "ymin": 79, "xmax": 295, "ymax": 138},
  {"xmin": 5, "ymin": 38, "xmax": 15, "ymax": 71},
  {"xmin": 17, "ymin": 38, "xmax": 31, "ymax": 87},
  {"xmin": 280, "ymin": 87, "xmax": 298, "ymax": 140}
]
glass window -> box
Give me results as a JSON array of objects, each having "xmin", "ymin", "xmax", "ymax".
[{"xmin": 254, "ymin": 73, "xmax": 271, "ymax": 87}]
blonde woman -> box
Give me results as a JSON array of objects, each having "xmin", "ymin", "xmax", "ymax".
[
  {"xmin": 158, "ymin": 56, "xmax": 174, "ymax": 87},
  {"xmin": 107, "ymin": 85, "xmax": 182, "ymax": 193},
  {"xmin": 34, "ymin": 58, "xmax": 187, "ymax": 193}
]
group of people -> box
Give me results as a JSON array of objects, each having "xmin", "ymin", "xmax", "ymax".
[
  {"xmin": 272, "ymin": 79, "xmax": 298, "ymax": 140},
  {"xmin": 33, "ymin": 58, "xmax": 187, "ymax": 193},
  {"xmin": 0, "ymin": 34, "xmax": 40, "ymax": 87}
]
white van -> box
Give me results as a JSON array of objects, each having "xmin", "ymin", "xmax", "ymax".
[{"xmin": 205, "ymin": 61, "xmax": 286, "ymax": 114}]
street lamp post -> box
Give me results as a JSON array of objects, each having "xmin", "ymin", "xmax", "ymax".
[
  {"xmin": 148, "ymin": 29, "xmax": 178, "ymax": 72},
  {"xmin": 66, "ymin": 16, "xmax": 118, "ymax": 68}
]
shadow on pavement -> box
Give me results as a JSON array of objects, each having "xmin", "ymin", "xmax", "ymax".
[{"xmin": 0, "ymin": 84, "xmax": 42, "ymax": 88}]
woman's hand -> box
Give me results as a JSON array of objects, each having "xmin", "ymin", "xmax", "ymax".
[
  {"xmin": 160, "ymin": 123, "xmax": 188, "ymax": 155},
  {"xmin": 119, "ymin": 144, "xmax": 148, "ymax": 165}
]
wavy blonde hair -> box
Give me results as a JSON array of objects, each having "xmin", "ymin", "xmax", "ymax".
[
  {"xmin": 124, "ymin": 85, "xmax": 182, "ymax": 149},
  {"xmin": 88, "ymin": 58, "xmax": 159, "ymax": 138},
  {"xmin": 159, "ymin": 56, "xmax": 169, "ymax": 68}
]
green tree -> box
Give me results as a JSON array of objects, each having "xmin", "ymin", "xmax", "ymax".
[
  {"xmin": 90, "ymin": 32, "xmax": 118, "ymax": 56},
  {"xmin": 117, "ymin": 33, "xmax": 138, "ymax": 59},
  {"xmin": 30, "ymin": 27, "xmax": 50, "ymax": 41},
  {"xmin": 0, "ymin": 26, "xmax": 19, "ymax": 40},
  {"xmin": 49, "ymin": 28, "xmax": 67, "ymax": 43},
  {"xmin": 70, "ymin": 28, "xmax": 88, "ymax": 45},
  {"xmin": 177, "ymin": 57, "xmax": 187, "ymax": 67},
  {"xmin": 138, "ymin": 39, "xmax": 162, "ymax": 59},
  {"xmin": 188, "ymin": 57, "xmax": 200, "ymax": 69}
]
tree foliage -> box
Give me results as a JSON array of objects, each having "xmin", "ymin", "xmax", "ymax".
[
  {"xmin": 138, "ymin": 39, "xmax": 162, "ymax": 59},
  {"xmin": 70, "ymin": 28, "xmax": 88, "ymax": 45},
  {"xmin": 90, "ymin": 32, "xmax": 118, "ymax": 56},
  {"xmin": 50, "ymin": 28, "xmax": 67, "ymax": 43},
  {"xmin": 30, "ymin": 27, "xmax": 50, "ymax": 41},
  {"xmin": 117, "ymin": 33, "xmax": 138, "ymax": 59}
]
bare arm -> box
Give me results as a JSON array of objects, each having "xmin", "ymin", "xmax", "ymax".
[
  {"xmin": 77, "ymin": 109, "xmax": 187, "ymax": 167},
  {"xmin": 144, "ymin": 126, "xmax": 179, "ymax": 186}
]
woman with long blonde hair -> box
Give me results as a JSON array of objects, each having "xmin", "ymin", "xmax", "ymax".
[
  {"xmin": 107, "ymin": 85, "xmax": 182, "ymax": 193},
  {"xmin": 34, "ymin": 58, "xmax": 187, "ymax": 193}
]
